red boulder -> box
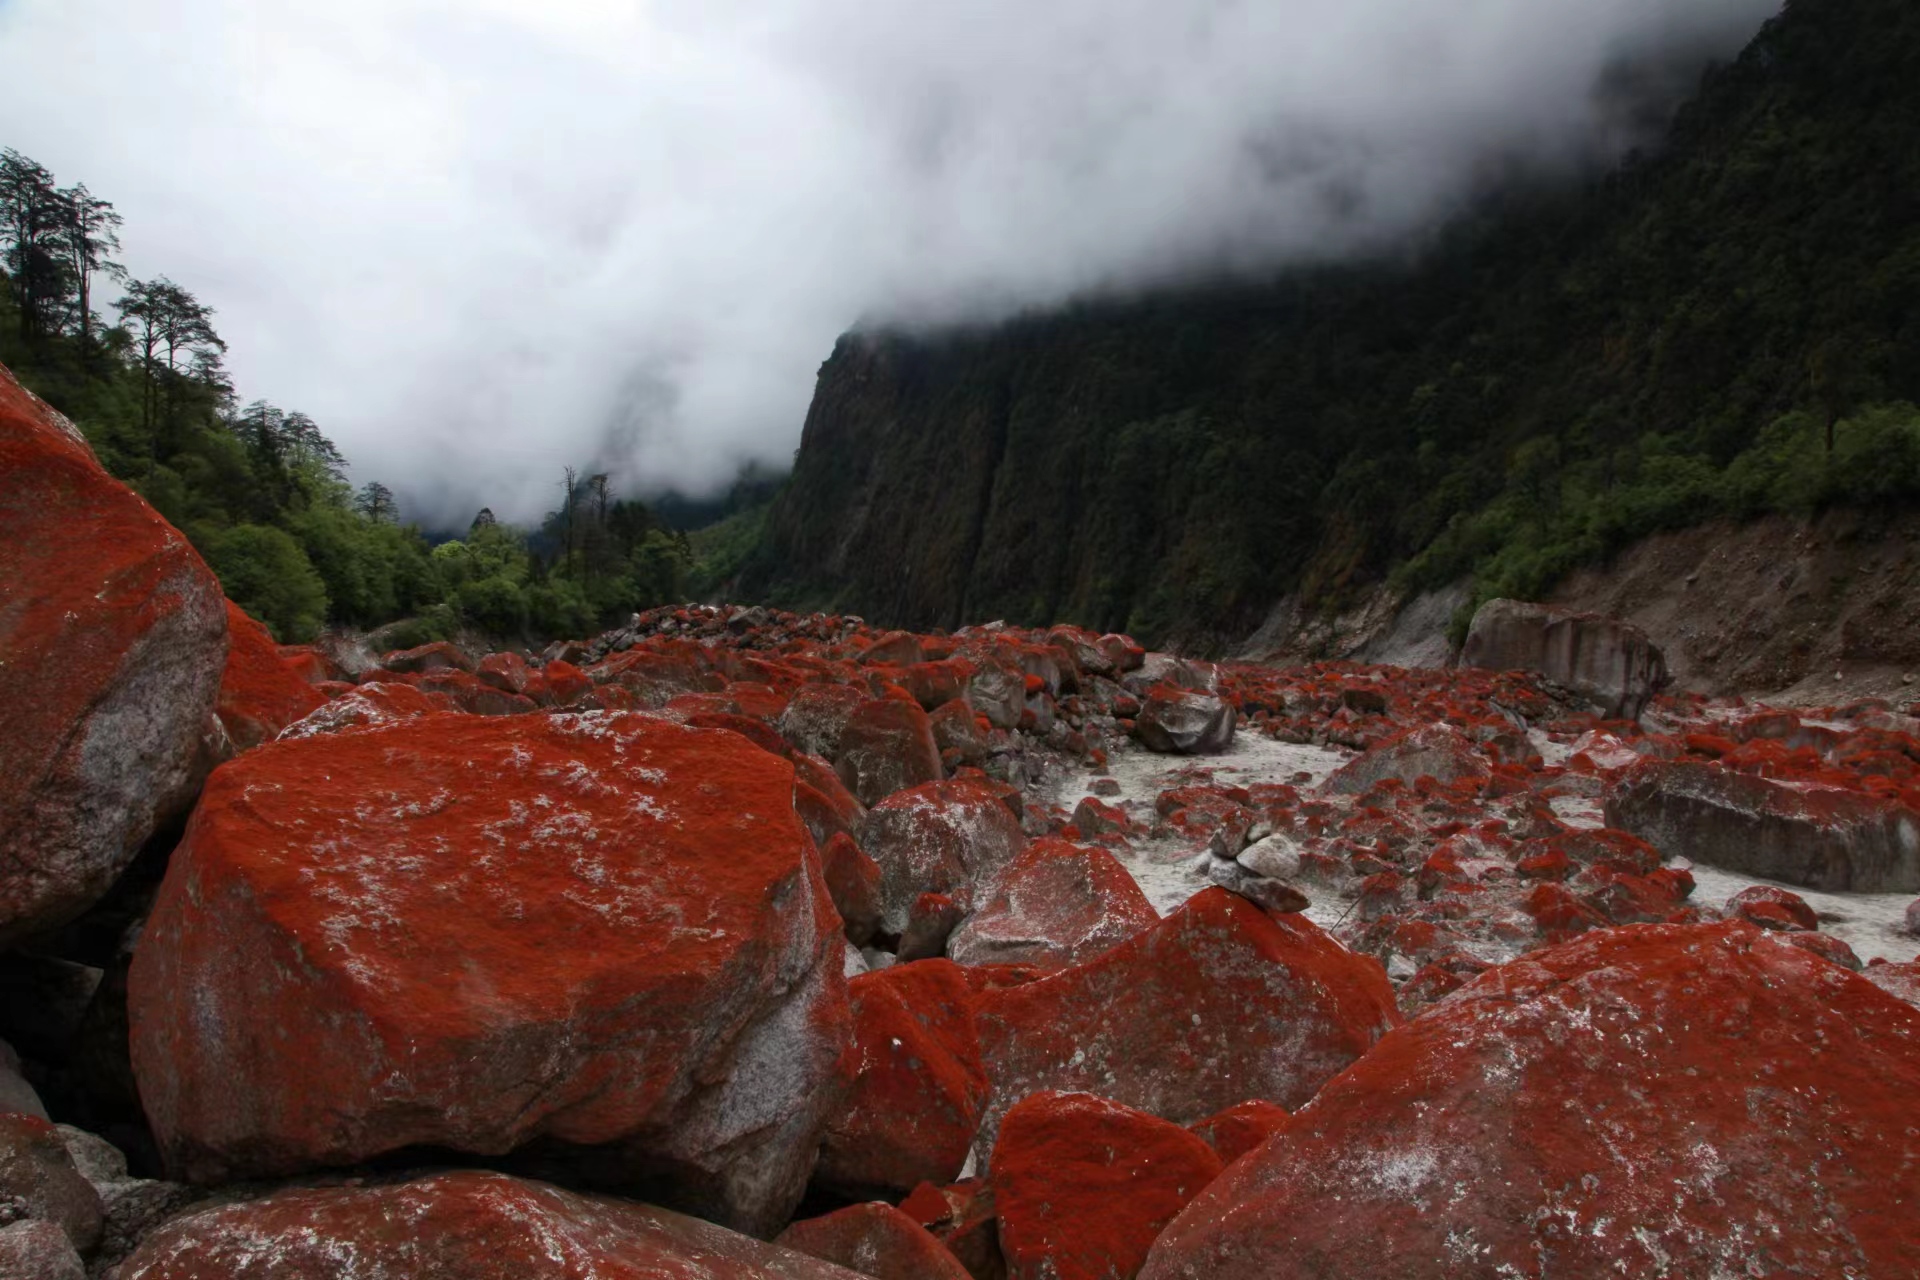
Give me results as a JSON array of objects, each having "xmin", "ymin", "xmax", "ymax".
[
  {"xmin": 379, "ymin": 639, "xmax": 474, "ymax": 675},
  {"xmin": 129, "ymin": 712, "xmax": 850, "ymax": 1235},
  {"xmin": 0, "ymin": 363, "xmax": 228, "ymax": 946},
  {"xmin": 948, "ymin": 839, "xmax": 1158, "ymax": 971},
  {"xmin": 214, "ymin": 601, "xmax": 328, "ymax": 752},
  {"xmin": 818, "ymin": 960, "xmax": 988, "ymax": 1197},
  {"xmin": 992, "ymin": 1092, "xmax": 1222, "ymax": 1280},
  {"xmin": 1606, "ymin": 759, "xmax": 1920, "ymax": 893},
  {"xmin": 775, "ymin": 1203, "xmax": 972, "ymax": 1280},
  {"xmin": 274, "ymin": 680, "xmax": 450, "ymax": 739},
  {"xmin": 972, "ymin": 888, "xmax": 1399, "ymax": 1160},
  {"xmin": 119, "ymin": 1170, "xmax": 862, "ymax": 1279},
  {"xmin": 835, "ymin": 698, "xmax": 945, "ymax": 806},
  {"xmin": 861, "ymin": 780, "xmax": 1029, "ymax": 935},
  {"xmin": 1143, "ymin": 922, "xmax": 1920, "ymax": 1279}
]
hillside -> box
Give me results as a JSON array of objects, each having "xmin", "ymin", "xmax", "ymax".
[{"xmin": 741, "ymin": 0, "xmax": 1920, "ymax": 651}]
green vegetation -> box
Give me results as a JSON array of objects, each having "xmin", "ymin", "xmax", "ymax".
[
  {"xmin": 751, "ymin": 0, "xmax": 1920, "ymax": 648},
  {"xmin": 0, "ymin": 147, "xmax": 698, "ymax": 643}
]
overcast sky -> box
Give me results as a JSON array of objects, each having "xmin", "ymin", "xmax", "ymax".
[{"xmin": 0, "ymin": 0, "xmax": 1781, "ymax": 523}]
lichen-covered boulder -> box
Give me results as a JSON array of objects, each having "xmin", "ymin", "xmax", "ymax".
[
  {"xmin": 948, "ymin": 839, "xmax": 1158, "ymax": 971},
  {"xmin": 1142, "ymin": 923, "xmax": 1920, "ymax": 1279},
  {"xmin": 972, "ymin": 889, "xmax": 1399, "ymax": 1161},
  {"xmin": 817, "ymin": 960, "xmax": 988, "ymax": 1197},
  {"xmin": 1185, "ymin": 1100, "xmax": 1292, "ymax": 1166},
  {"xmin": 835, "ymin": 698, "xmax": 944, "ymax": 806},
  {"xmin": 861, "ymin": 780, "xmax": 1029, "ymax": 934},
  {"xmin": 214, "ymin": 601, "xmax": 327, "ymax": 752},
  {"xmin": 775, "ymin": 1203, "xmax": 972, "ymax": 1280},
  {"xmin": 120, "ymin": 1171, "xmax": 865, "ymax": 1279},
  {"xmin": 0, "ymin": 363, "xmax": 227, "ymax": 946},
  {"xmin": 128, "ymin": 711, "xmax": 851, "ymax": 1235},
  {"xmin": 991, "ymin": 1092, "xmax": 1222, "ymax": 1280},
  {"xmin": 273, "ymin": 680, "xmax": 449, "ymax": 740}
]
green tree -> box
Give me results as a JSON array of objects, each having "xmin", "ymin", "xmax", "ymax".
[{"xmin": 205, "ymin": 524, "xmax": 330, "ymax": 642}]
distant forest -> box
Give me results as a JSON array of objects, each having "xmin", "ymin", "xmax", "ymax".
[
  {"xmin": 745, "ymin": 0, "xmax": 1920, "ymax": 647},
  {"xmin": 0, "ymin": 147, "xmax": 708, "ymax": 644}
]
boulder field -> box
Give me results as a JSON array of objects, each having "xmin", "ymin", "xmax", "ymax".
[{"xmin": 5, "ymin": 352, "xmax": 1920, "ymax": 1275}]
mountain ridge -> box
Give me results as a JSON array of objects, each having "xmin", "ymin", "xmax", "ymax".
[{"xmin": 740, "ymin": 0, "xmax": 1920, "ymax": 652}]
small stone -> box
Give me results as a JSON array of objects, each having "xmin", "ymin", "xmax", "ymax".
[{"xmin": 1207, "ymin": 858, "xmax": 1310, "ymax": 915}]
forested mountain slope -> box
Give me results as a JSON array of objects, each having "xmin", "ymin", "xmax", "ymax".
[{"xmin": 743, "ymin": 0, "xmax": 1920, "ymax": 650}]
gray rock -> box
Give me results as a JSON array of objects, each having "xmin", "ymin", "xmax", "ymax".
[
  {"xmin": 1238, "ymin": 835, "xmax": 1305, "ymax": 883},
  {"xmin": 0, "ymin": 1220, "xmax": 85, "ymax": 1280},
  {"xmin": 1135, "ymin": 687, "xmax": 1236, "ymax": 756},
  {"xmin": 965, "ymin": 662, "xmax": 1027, "ymax": 732},
  {"xmin": 1606, "ymin": 760, "xmax": 1920, "ymax": 894},
  {"xmin": 57, "ymin": 1126, "xmax": 198, "ymax": 1273},
  {"xmin": 1460, "ymin": 598, "xmax": 1668, "ymax": 720},
  {"xmin": 1207, "ymin": 857, "xmax": 1310, "ymax": 914}
]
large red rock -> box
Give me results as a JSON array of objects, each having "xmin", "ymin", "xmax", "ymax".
[
  {"xmin": 1142, "ymin": 922, "xmax": 1920, "ymax": 1279},
  {"xmin": 128, "ymin": 712, "xmax": 851, "ymax": 1235},
  {"xmin": 991, "ymin": 1092, "xmax": 1222, "ymax": 1280},
  {"xmin": 214, "ymin": 601, "xmax": 328, "ymax": 752},
  {"xmin": 948, "ymin": 839, "xmax": 1158, "ymax": 971},
  {"xmin": 0, "ymin": 363, "xmax": 228, "ymax": 947},
  {"xmin": 861, "ymin": 781, "xmax": 1029, "ymax": 935},
  {"xmin": 972, "ymin": 889, "xmax": 1399, "ymax": 1161},
  {"xmin": 817, "ymin": 960, "xmax": 988, "ymax": 1197},
  {"xmin": 119, "ymin": 1170, "xmax": 863, "ymax": 1279},
  {"xmin": 1606, "ymin": 759, "xmax": 1920, "ymax": 892},
  {"xmin": 775, "ymin": 1203, "xmax": 973, "ymax": 1280},
  {"xmin": 834, "ymin": 698, "xmax": 944, "ymax": 806},
  {"xmin": 1461, "ymin": 597, "xmax": 1668, "ymax": 719}
]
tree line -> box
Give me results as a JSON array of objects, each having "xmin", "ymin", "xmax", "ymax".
[{"xmin": 0, "ymin": 147, "xmax": 690, "ymax": 644}]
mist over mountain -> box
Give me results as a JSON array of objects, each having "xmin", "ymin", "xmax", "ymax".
[{"xmin": 0, "ymin": 0, "xmax": 1780, "ymax": 525}]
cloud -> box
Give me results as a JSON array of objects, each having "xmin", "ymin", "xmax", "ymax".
[{"xmin": 0, "ymin": 0, "xmax": 1780, "ymax": 523}]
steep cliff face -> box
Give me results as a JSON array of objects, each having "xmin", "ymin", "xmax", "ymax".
[{"xmin": 748, "ymin": 0, "xmax": 1920, "ymax": 650}]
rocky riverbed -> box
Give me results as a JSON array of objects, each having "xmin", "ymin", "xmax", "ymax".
[{"xmin": 5, "ymin": 363, "xmax": 1920, "ymax": 1277}]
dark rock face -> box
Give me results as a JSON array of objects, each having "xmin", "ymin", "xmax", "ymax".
[
  {"xmin": 1606, "ymin": 759, "xmax": 1920, "ymax": 893},
  {"xmin": 1461, "ymin": 598, "xmax": 1668, "ymax": 719}
]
